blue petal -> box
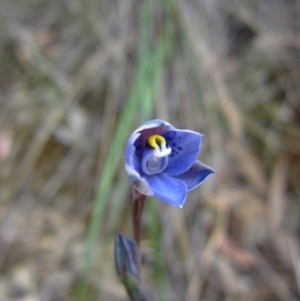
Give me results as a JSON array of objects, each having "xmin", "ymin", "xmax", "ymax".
[
  {"xmin": 163, "ymin": 130, "xmax": 202, "ymax": 176},
  {"xmin": 125, "ymin": 132, "xmax": 154, "ymax": 195},
  {"xmin": 144, "ymin": 173, "xmax": 187, "ymax": 208},
  {"xmin": 125, "ymin": 164, "xmax": 153, "ymax": 196},
  {"xmin": 125, "ymin": 132, "xmax": 143, "ymax": 174},
  {"xmin": 174, "ymin": 161, "xmax": 216, "ymax": 190},
  {"xmin": 133, "ymin": 119, "xmax": 174, "ymax": 135}
]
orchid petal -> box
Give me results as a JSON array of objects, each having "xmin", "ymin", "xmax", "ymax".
[
  {"xmin": 174, "ymin": 161, "xmax": 216, "ymax": 190},
  {"xmin": 144, "ymin": 173, "xmax": 187, "ymax": 208},
  {"xmin": 133, "ymin": 119, "xmax": 174, "ymax": 135},
  {"xmin": 125, "ymin": 132, "xmax": 142, "ymax": 173},
  {"xmin": 163, "ymin": 130, "xmax": 202, "ymax": 176},
  {"xmin": 125, "ymin": 164, "xmax": 153, "ymax": 196}
]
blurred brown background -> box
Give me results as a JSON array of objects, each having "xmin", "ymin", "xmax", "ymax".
[{"xmin": 0, "ymin": 0, "xmax": 300, "ymax": 300}]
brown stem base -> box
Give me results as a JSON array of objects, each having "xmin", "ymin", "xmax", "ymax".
[{"xmin": 132, "ymin": 188, "xmax": 146, "ymax": 245}]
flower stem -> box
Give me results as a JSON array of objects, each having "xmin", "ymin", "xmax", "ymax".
[{"xmin": 132, "ymin": 188, "xmax": 146, "ymax": 245}]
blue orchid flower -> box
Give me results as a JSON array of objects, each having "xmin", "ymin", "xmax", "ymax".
[{"xmin": 125, "ymin": 119, "xmax": 215, "ymax": 208}]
